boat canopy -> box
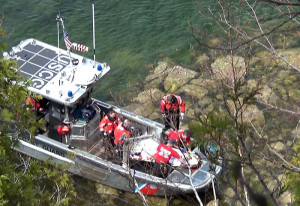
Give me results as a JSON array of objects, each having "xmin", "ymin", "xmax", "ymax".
[{"xmin": 4, "ymin": 39, "xmax": 110, "ymax": 106}]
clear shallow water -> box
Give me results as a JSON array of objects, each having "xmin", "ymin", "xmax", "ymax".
[{"xmin": 0, "ymin": 0, "xmax": 212, "ymax": 101}]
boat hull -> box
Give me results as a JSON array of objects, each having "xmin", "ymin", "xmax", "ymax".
[{"xmin": 14, "ymin": 131, "xmax": 221, "ymax": 196}]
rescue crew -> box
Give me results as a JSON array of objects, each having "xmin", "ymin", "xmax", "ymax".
[
  {"xmin": 167, "ymin": 129, "xmax": 191, "ymax": 152},
  {"xmin": 26, "ymin": 95, "xmax": 49, "ymax": 117},
  {"xmin": 57, "ymin": 124, "xmax": 70, "ymax": 136},
  {"xmin": 151, "ymin": 139, "xmax": 186, "ymax": 178},
  {"xmin": 26, "ymin": 95, "xmax": 49, "ymax": 133},
  {"xmin": 56, "ymin": 124, "xmax": 72, "ymax": 147},
  {"xmin": 114, "ymin": 118, "xmax": 131, "ymax": 145},
  {"xmin": 160, "ymin": 94, "xmax": 185, "ymax": 131},
  {"xmin": 99, "ymin": 109, "xmax": 119, "ymax": 148},
  {"xmin": 114, "ymin": 118, "xmax": 131, "ymax": 158},
  {"xmin": 26, "ymin": 96, "xmax": 41, "ymax": 111}
]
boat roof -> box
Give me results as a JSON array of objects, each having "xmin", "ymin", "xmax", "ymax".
[{"xmin": 3, "ymin": 38, "xmax": 110, "ymax": 106}]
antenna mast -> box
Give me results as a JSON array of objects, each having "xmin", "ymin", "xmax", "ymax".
[
  {"xmin": 56, "ymin": 14, "xmax": 60, "ymax": 49},
  {"xmin": 92, "ymin": 3, "xmax": 96, "ymax": 62}
]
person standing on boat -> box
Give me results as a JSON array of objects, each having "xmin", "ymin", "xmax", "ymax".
[
  {"xmin": 114, "ymin": 118, "xmax": 131, "ymax": 159},
  {"xmin": 99, "ymin": 109, "xmax": 119, "ymax": 148},
  {"xmin": 25, "ymin": 96, "xmax": 45, "ymax": 117},
  {"xmin": 160, "ymin": 94, "xmax": 185, "ymax": 132},
  {"xmin": 114, "ymin": 118, "xmax": 131, "ymax": 146},
  {"xmin": 151, "ymin": 139, "xmax": 185, "ymax": 178},
  {"xmin": 167, "ymin": 129, "xmax": 192, "ymax": 152}
]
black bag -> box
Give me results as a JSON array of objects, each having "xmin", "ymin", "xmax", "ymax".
[{"xmin": 73, "ymin": 105, "xmax": 96, "ymax": 122}]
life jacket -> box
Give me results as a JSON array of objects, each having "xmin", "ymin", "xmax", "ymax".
[
  {"xmin": 160, "ymin": 94, "xmax": 185, "ymax": 114},
  {"xmin": 167, "ymin": 130, "xmax": 190, "ymax": 144},
  {"xmin": 26, "ymin": 97, "xmax": 40, "ymax": 110},
  {"xmin": 57, "ymin": 125, "xmax": 70, "ymax": 135},
  {"xmin": 114, "ymin": 122, "xmax": 130, "ymax": 145},
  {"xmin": 99, "ymin": 115, "xmax": 119, "ymax": 136}
]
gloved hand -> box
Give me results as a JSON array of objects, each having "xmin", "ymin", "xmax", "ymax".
[
  {"xmin": 182, "ymin": 163, "xmax": 188, "ymax": 169},
  {"xmin": 180, "ymin": 112, "xmax": 185, "ymax": 120},
  {"xmin": 100, "ymin": 131, "xmax": 107, "ymax": 136},
  {"xmin": 162, "ymin": 113, "xmax": 166, "ymax": 118},
  {"xmin": 119, "ymin": 134, "xmax": 126, "ymax": 142}
]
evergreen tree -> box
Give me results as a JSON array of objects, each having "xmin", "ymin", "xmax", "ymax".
[{"xmin": 0, "ymin": 24, "xmax": 76, "ymax": 206}]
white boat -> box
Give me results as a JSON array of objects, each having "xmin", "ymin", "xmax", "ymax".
[{"xmin": 3, "ymin": 33, "xmax": 221, "ymax": 196}]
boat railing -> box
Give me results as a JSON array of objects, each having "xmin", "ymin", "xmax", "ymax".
[
  {"xmin": 92, "ymin": 99, "xmax": 164, "ymax": 131},
  {"xmin": 124, "ymin": 134, "xmax": 157, "ymax": 145}
]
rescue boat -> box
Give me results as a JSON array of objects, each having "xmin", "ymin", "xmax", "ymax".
[{"xmin": 3, "ymin": 19, "xmax": 221, "ymax": 197}]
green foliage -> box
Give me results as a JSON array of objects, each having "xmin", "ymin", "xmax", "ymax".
[
  {"xmin": 0, "ymin": 29, "xmax": 76, "ymax": 205},
  {"xmin": 285, "ymin": 141, "xmax": 300, "ymax": 205},
  {"xmin": 189, "ymin": 109, "xmax": 237, "ymax": 153},
  {"xmin": 0, "ymin": 25, "xmax": 6, "ymax": 51}
]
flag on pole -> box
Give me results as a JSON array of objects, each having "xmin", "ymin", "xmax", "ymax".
[
  {"xmin": 63, "ymin": 28, "xmax": 72, "ymax": 51},
  {"xmin": 72, "ymin": 43, "xmax": 89, "ymax": 52}
]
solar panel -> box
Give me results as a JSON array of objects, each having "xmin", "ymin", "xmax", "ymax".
[{"xmin": 8, "ymin": 39, "xmax": 110, "ymax": 106}]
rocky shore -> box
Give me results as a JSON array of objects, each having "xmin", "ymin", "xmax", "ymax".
[
  {"xmin": 93, "ymin": 50, "xmax": 300, "ymax": 204},
  {"xmin": 123, "ymin": 51, "xmax": 300, "ymax": 204}
]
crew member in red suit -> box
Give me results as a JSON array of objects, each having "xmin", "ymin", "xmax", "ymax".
[
  {"xmin": 114, "ymin": 119, "xmax": 131, "ymax": 158},
  {"xmin": 151, "ymin": 139, "xmax": 185, "ymax": 177},
  {"xmin": 160, "ymin": 94, "xmax": 185, "ymax": 131},
  {"xmin": 57, "ymin": 125, "xmax": 70, "ymax": 135},
  {"xmin": 26, "ymin": 96, "xmax": 40, "ymax": 110},
  {"xmin": 57, "ymin": 124, "xmax": 74, "ymax": 149},
  {"xmin": 114, "ymin": 119, "xmax": 131, "ymax": 146},
  {"xmin": 99, "ymin": 109, "xmax": 119, "ymax": 147},
  {"xmin": 167, "ymin": 129, "xmax": 191, "ymax": 152}
]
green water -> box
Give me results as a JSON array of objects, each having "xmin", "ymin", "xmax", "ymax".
[{"xmin": 0, "ymin": 0, "xmax": 213, "ymax": 101}]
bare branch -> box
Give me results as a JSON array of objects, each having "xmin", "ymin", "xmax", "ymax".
[
  {"xmin": 262, "ymin": 0, "xmax": 300, "ymax": 6},
  {"xmin": 251, "ymin": 122, "xmax": 300, "ymax": 172}
]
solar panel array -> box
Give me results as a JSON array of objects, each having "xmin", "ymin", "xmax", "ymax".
[{"xmin": 16, "ymin": 42, "xmax": 71, "ymax": 90}]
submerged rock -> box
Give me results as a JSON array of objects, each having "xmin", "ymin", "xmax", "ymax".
[
  {"xmin": 270, "ymin": 141, "xmax": 287, "ymax": 152},
  {"xmin": 127, "ymin": 89, "xmax": 164, "ymax": 118},
  {"xmin": 163, "ymin": 65, "xmax": 197, "ymax": 92},
  {"xmin": 211, "ymin": 55, "xmax": 247, "ymax": 86},
  {"xmin": 144, "ymin": 61, "xmax": 173, "ymax": 90}
]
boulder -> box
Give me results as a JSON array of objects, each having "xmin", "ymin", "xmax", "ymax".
[
  {"xmin": 195, "ymin": 53, "xmax": 210, "ymax": 69},
  {"xmin": 211, "ymin": 56, "xmax": 247, "ymax": 86},
  {"xmin": 225, "ymin": 100, "xmax": 265, "ymax": 126},
  {"xmin": 259, "ymin": 85, "xmax": 275, "ymax": 103},
  {"xmin": 163, "ymin": 65, "xmax": 197, "ymax": 93},
  {"xmin": 270, "ymin": 141, "xmax": 287, "ymax": 152},
  {"xmin": 277, "ymin": 48, "xmax": 300, "ymax": 69},
  {"xmin": 144, "ymin": 61, "xmax": 173, "ymax": 90},
  {"xmin": 126, "ymin": 89, "xmax": 164, "ymax": 118},
  {"xmin": 132, "ymin": 88, "xmax": 164, "ymax": 104}
]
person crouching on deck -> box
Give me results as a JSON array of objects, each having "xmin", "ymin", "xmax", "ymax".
[
  {"xmin": 167, "ymin": 129, "xmax": 192, "ymax": 152},
  {"xmin": 151, "ymin": 139, "xmax": 185, "ymax": 178},
  {"xmin": 160, "ymin": 94, "xmax": 185, "ymax": 132},
  {"xmin": 99, "ymin": 109, "xmax": 119, "ymax": 148}
]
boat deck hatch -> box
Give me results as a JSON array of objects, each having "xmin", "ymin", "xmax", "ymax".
[{"xmin": 167, "ymin": 170, "xmax": 186, "ymax": 183}]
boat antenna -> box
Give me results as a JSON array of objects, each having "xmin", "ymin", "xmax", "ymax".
[
  {"xmin": 56, "ymin": 13, "xmax": 63, "ymax": 50},
  {"xmin": 56, "ymin": 13, "xmax": 64, "ymax": 64},
  {"xmin": 92, "ymin": 3, "xmax": 96, "ymax": 62}
]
